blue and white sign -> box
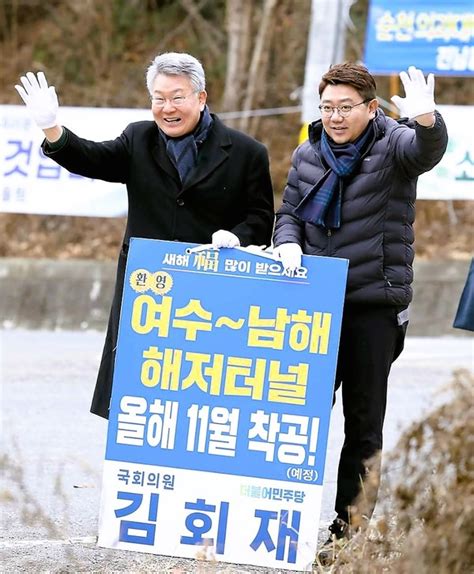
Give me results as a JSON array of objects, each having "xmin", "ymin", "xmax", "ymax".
[
  {"xmin": 364, "ymin": 0, "xmax": 474, "ymax": 76},
  {"xmin": 418, "ymin": 105, "xmax": 474, "ymax": 200},
  {"xmin": 0, "ymin": 105, "xmax": 150, "ymax": 217},
  {"xmin": 98, "ymin": 239, "xmax": 348, "ymax": 571}
]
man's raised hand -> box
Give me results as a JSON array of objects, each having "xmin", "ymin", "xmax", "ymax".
[{"xmin": 15, "ymin": 71, "xmax": 59, "ymax": 129}]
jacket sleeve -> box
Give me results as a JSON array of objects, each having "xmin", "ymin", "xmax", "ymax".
[
  {"xmin": 230, "ymin": 143, "xmax": 275, "ymax": 247},
  {"xmin": 391, "ymin": 111, "xmax": 448, "ymax": 179},
  {"xmin": 273, "ymin": 147, "xmax": 305, "ymax": 248},
  {"xmin": 41, "ymin": 125, "xmax": 131, "ymax": 183}
]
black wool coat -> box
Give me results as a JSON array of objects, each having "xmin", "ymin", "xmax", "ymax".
[{"xmin": 43, "ymin": 115, "xmax": 275, "ymax": 418}]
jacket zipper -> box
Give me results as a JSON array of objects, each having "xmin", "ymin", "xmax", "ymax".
[{"xmin": 326, "ymin": 228, "xmax": 332, "ymax": 256}]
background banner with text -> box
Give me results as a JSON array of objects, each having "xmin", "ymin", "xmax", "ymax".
[
  {"xmin": 364, "ymin": 0, "xmax": 474, "ymax": 76},
  {"xmin": 1, "ymin": 105, "xmax": 150, "ymax": 217},
  {"xmin": 3, "ymin": 103, "xmax": 470, "ymax": 212}
]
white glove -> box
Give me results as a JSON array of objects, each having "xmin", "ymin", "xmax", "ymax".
[
  {"xmin": 15, "ymin": 71, "xmax": 59, "ymax": 129},
  {"xmin": 211, "ymin": 230, "xmax": 240, "ymax": 248},
  {"xmin": 273, "ymin": 243, "xmax": 302, "ymax": 273},
  {"xmin": 238, "ymin": 244, "xmax": 263, "ymax": 252},
  {"xmin": 391, "ymin": 66, "xmax": 435, "ymax": 119}
]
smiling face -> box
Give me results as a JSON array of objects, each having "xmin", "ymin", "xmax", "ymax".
[
  {"xmin": 320, "ymin": 84, "xmax": 378, "ymax": 144},
  {"xmin": 151, "ymin": 73, "xmax": 207, "ymax": 137}
]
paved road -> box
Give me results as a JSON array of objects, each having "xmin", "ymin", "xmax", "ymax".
[{"xmin": 1, "ymin": 330, "xmax": 472, "ymax": 573}]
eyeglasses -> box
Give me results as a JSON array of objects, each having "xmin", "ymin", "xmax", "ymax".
[
  {"xmin": 150, "ymin": 91, "xmax": 198, "ymax": 108},
  {"xmin": 318, "ymin": 100, "xmax": 370, "ymax": 118}
]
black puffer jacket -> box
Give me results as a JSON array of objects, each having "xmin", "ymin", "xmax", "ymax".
[{"xmin": 274, "ymin": 110, "xmax": 448, "ymax": 306}]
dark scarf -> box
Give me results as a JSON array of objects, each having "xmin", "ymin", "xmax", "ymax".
[
  {"xmin": 162, "ymin": 105, "xmax": 213, "ymax": 184},
  {"xmin": 294, "ymin": 121, "xmax": 374, "ymax": 229}
]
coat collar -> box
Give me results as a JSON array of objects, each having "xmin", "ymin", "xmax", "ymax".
[
  {"xmin": 182, "ymin": 114, "xmax": 231, "ymax": 191},
  {"xmin": 151, "ymin": 130, "xmax": 179, "ymax": 182},
  {"xmin": 150, "ymin": 114, "xmax": 232, "ymax": 191}
]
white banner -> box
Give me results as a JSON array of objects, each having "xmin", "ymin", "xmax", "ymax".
[
  {"xmin": 0, "ymin": 105, "xmax": 151, "ymax": 217},
  {"xmin": 1, "ymin": 103, "xmax": 472, "ymax": 218},
  {"xmin": 417, "ymin": 105, "xmax": 474, "ymax": 200}
]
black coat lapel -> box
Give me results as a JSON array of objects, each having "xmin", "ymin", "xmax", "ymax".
[
  {"xmin": 151, "ymin": 132, "xmax": 180, "ymax": 183},
  {"xmin": 182, "ymin": 116, "xmax": 231, "ymax": 191}
]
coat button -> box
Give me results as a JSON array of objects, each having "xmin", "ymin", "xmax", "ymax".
[{"xmin": 177, "ymin": 198, "xmax": 184, "ymax": 206}]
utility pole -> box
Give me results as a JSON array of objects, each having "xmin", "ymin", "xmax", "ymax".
[{"xmin": 302, "ymin": 0, "xmax": 356, "ymax": 125}]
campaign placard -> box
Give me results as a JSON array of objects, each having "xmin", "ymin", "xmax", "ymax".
[{"xmin": 98, "ymin": 238, "xmax": 348, "ymax": 571}]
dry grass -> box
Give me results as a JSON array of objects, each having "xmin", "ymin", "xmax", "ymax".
[{"xmin": 313, "ymin": 368, "xmax": 474, "ymax": 573}]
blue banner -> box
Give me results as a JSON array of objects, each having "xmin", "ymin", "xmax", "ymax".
[
  {"xmin": 364, "ymin": 0, "xmax": 474, "ymax": 76},
  {"xmin": 98, "ymin": 239, "xmax": 348, "ymax": 569},
  {"xmin": 107, "ymin": 239, "xmax": 348, "ymax": 482}
]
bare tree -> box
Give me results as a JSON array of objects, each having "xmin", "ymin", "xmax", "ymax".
[
  {"xmin": 221, "ymin": 0, "xmax": 280, "ymax": 134},
  {"xmin": 178, "ymin": 0, "xmax": 225, "ymax": 59},
  {"xmin": 158, "ymin": 0, "xmax": 210, "ymax": 52},
  {"xmin": 238, "ymin": 0, "xmax": 277, "ymax": 133},
  {"xmin": 221, "ymin": 0, "xmax": 252, "ymax": 116}
]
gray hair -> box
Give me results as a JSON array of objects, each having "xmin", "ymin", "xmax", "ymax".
[{"xmin": 146, "ymin": 52, "xmax": 206, "ymax": 94}]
